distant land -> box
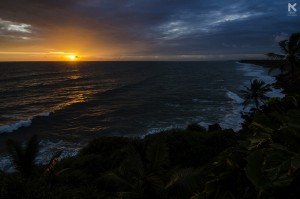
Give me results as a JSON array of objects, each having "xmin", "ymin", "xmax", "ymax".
[{"xmin": 239, "ymin": 59, "xmax": 283, "ymax": 68}]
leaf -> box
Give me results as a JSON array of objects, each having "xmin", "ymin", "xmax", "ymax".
[
  {"xmin": 249, "ymin": 122, "xmax": 273, "ymax": 134},
  {"xmin": 146, "ymin": 141, "xmax": 169, "ymax": 171},
  {"xmin": 100, "ymin": 172, "xmax": 134, "ymax": 191},
  {"xmin": 44, "ymin": 151, "xmax": 62, "ymax": 176},
  {"xmin": 245, "ymin": 150, "xmax": 268, "ymax": 189},
  {"xmin": 278, "ymin": 40, "xmax": 288, "ymax": 54},
  {"xmin": 118, "ymin": 145, "xmax": 144, "ymax": 178},
  {"xmin": 190, "ymin": 192, "xmax": 206, "ymax": 199},
  {"xmin": 290, "ymin": 154, "xmax": 300, "ymax": 175},
  {"xmin": 165, "ymin": 168, "xmax": 201, "ymax": 197},
  {"xmin": 203, "ymin": 178, "xmax": 220, "ymax": 197}
]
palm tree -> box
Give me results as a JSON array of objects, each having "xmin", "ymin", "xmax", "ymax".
[
  {"xmin": 266, "ymin": 32, "xmax": 300, "ymax": 76},
  {"xmin": 240, "ymin": 79, "xmax": 272, "ymax": 110},
  {"xmin": 6, "ymin": 135, "xmax": 40, "ymax": 178}
]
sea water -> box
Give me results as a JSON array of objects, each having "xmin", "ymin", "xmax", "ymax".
[{"xmin": 0, "ymin": 61, "xmax": 284, "ymax": 171}]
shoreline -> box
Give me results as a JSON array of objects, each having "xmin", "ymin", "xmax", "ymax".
[
  {"xmin": 238, "ymin": 59, "xmax": 283, "ymax": 68},
  {"xmin": 0, "ymin": 61, "xmax": 284, "ymax": 172}
]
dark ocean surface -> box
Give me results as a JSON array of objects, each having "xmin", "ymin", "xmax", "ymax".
[{"xmin": 0, "ymin": 61, "xmax": 283, "ymax": 171}]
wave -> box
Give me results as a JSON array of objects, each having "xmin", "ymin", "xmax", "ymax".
[
  {"xmin": 0, "ymin": 112, "xmax": 51, "ymax": 134},
  {"xmin": 219, "ymin": 106, "xmax": 244, "ymax": 131},
  {"xmin": 226, "ymin": 90, "xmax": 244, "ymax": 104},
  {"xmin": 0, "ymin": 71, "xmax": 63, "ymax": 84},
  {"xmin": 36, "ymin": 139, "xmax": 82, "ymax": 163},
  {"xmin": 142, "ymin": 124, "xmax": 185, "ymax": 138},
  {"xmin": 237, "ymin": 62, "xmax": 285, "ymax": 98},
  {"xmin": 0, "ymin": 139, "xmax": 82, "ymax": 172},
  {"xmin": 218, "ymin": 62, "xmax": 286, "ymax": 131}
]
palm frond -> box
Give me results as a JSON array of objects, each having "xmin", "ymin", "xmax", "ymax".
[
  {"xmin": 24, "ymin": 135, "xmax": 39, "ymax": 165},
  {"xmin": 142, "ymin": 172, "xmax": 165, "ymax": 197},
  {"xmin": 44, "ymin": 151, "xmax": 62, "ymax": 176},
  {"xmin": 100, "ymin": 172, "xmax": 134, "ymax": 191},
  {"xmin": 146, "ymin": 140, "xmax": 169, "ymax": 172},
  {"xmin": 6, "ymin": 135, "xmax": 40, "ymax": 177},
  {"xmin": 240, "ymin": 79, "xmax": 272, "ymax": 110},
  {"xmin": 118, "ymin": 144, "xmax": 144, "ymax": 179},
  {"xmin": 6, "ymin": 139, "xmax": 24, "ymax": 171},
  {"xmin": 165, "ymin": 168, "xmax": 202, "ymax": 199},
  {"xmin": 288, "ymin": 32, "xmax": 300, "ymax": 53},
  {"xmin": 267, "ymin": 59, "xmax": 288, "ymax": 74},
  {"xmin": 278, "ymin": 40, "xmax": 288, "ymax": 54}
]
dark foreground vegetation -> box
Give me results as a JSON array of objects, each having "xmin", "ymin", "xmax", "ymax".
[{"xmin": 1, "ymin": 33, "xmax": 300, "ymax": 199}]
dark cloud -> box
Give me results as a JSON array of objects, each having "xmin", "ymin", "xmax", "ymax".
[{"xmin": 0, "ymin": 0, "xmax": 299, "ymax": 60}]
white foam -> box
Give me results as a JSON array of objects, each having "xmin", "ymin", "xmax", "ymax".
[
  {"xmin": 219, "ymin": 62, "xmax": 286, "ymax": 131},
  {"xmin": 0, "ymin": 139, "xmax": 82, "ymax": 172},
  {"xmin": 237, "ymin": 63, "xmax": 285, "ymax": 99},
  {"xmin": 142, "ymin": 124, "xmax": 185, "ymax": 138},
  {"xmin": 219, "ymin": 106, "xmax": 244, "ymax": 131},
  {"xmin": 36, "ymin": 140, "xmax": 81, "ymax": 164},
  {"xmin": 0, "ymin": 112, "xmax": 51, "ymax": 134},
  {"xmin": 267, "ymin": 89, "xmax": 285, "ymax": 98},
  {"xmin": 198, "ymin": 121, "xmax": 209, "ymax": 129},
  {"xmin": 38, "ymin": 112, "xmax": 51, "ymax": 117},
  {"xmin": 0, "ymin": 155, "xmax": 14, "ymax": 172},
  {"xmin": 226, "ymin": 90, "xmax": 244, "ymax": 104},
  {"xmin": 0, "ymin": 119, "xmax": 32, "ymax": 133}
]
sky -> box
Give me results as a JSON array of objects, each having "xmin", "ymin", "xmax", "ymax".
[{"xmin": 0, "ymin": 0, "xmax": 299, "ymax": 61}]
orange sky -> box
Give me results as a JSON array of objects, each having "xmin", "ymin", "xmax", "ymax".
[
  {"xmin": 0, "ymin": 1, "xmax": 299, "ymax": 61},
  {"xmin": 0, "ymin": 24, "xmax": 123, "ymax": 61}
]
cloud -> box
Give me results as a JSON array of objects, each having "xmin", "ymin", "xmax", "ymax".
[
  {"xmin": 0, "ymin": 18, "xmax": 32, "ymax": 33},
  {"xmin": 274, "ymin": 32, "xmax": 289, "ymax": 42},
  {"xmin": 0, "ymin": 18, "xmax": 33, "ymax": 42},
  {"xmin": 0, "ymin": 0, "xmax": 299, "ymax": 60}
]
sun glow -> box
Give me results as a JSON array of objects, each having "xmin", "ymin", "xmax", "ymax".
[{"xmin": 68, "ymin": 55, "xmax": 78, "ymax": 61}]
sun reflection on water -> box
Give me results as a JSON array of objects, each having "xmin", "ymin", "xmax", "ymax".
[{"xmin": 68, "ymin": 75, "xmax": 81, "ymax": 80}]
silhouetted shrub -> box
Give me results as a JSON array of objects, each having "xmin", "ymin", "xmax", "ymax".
[{"xmin": 186, "ymin": 123, "xmax": 206, "ymax": 132}]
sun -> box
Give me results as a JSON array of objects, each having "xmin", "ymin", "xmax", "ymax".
[{"xmin": 68, "ymin": 55, "xmax": 78, "ymax": 61}]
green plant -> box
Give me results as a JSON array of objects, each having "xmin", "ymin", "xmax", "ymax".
[
  {"xmin": 6, "ymin": 135, "xmax": 40, "ymax": 178},
  {"xmin": 241, "ymin": 79, "xmax": 272, "ymax": 110},
  {"xmin": 266, "ymin": 32, "xmax": 300, "ymax": 76}
]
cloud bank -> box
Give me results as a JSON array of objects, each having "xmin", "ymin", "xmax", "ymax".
[{"xmin": 0, "ymin": 0, "xmax": 299, "ymax": 60}]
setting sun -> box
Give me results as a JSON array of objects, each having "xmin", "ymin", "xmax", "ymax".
[{"xmin": 68, "ymin": 55, "xmax": 78, "ymax": 61}]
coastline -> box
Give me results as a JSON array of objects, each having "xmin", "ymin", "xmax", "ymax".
[
  {"xmin": 0, "ymin": 61, "xmax": 285, "ymax": 172},
  {"xmin": 1, "ymin": 63, "xmax": 300, "ymax": 198},
  {"xmin": 238, "ymin": 59, "xmax": 283, "ymax": 68}
]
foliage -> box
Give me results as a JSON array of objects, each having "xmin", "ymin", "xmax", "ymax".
[
  {"xmin": 266, "ymin": 32, "xmax": 300, "ymax": 76},
  {"xmin": 2, "ymin": 96, "xmax": 300, "ymax": 198},
  {"xmin": 6, "ymin": 135, "xmax": 40, "ymax": 178},
  {"xmin": 2, "ymin": 33, "xmax": 300, "ymax": 198},
  {"xmin": 240, "ymin": 79, "xmax": 272, "ymax": 110},
  {"xmin": 1, "ymin": 126, "xmax": 238, "ymax": 199}
]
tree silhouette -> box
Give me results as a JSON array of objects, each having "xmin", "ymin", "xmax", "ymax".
[
  {"xmin": 266, "ymin": 32, "xmax": 300, "ymax": 76},
  {"xmin": 6, "ymin": 135, "xmax": 39, "ymax": 178},
  {"xmin": 241, "ymin": 79, "xmax": 272, "ymax": 110}
]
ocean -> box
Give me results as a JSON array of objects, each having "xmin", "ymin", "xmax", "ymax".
[{"xmin": 0, "ymin": 61, "xmax": 283, "ymax": 171}]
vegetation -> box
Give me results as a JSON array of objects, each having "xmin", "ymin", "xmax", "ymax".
[
  {"xmin": 1, "ymin": 33, "xmax": 300, "ymax": 199},
  {"xmin": 1, "ymin": 129, "xmax": 238, "ymax": 199},
  {"xmin": 240, "ymin": 79, "xmax": 271, "ymax": 110},
  {"xmin": 5, "ymin": 135, "xmax": 40, "ymax": 178},
  {"xmin": 266, "ymin": 32, "xmax": 300, "ymax": 76},
  {"xmin": 266, "ymin": 32, "xmax": 300, "ymax": 94}
]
